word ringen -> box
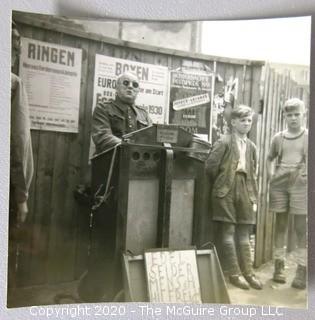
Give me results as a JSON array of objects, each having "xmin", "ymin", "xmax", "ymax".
[{"xmin": 28, "ymin": 43, "xmax": 75, "ymax": 67}]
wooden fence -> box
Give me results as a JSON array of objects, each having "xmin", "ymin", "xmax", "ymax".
[
  {"xmin": 255, "ymin": 64, "xmax": 309, "ymax": 266},
  {"xmin": 12, "ymin": 12, "xmax": 263, "ymax": 287}
]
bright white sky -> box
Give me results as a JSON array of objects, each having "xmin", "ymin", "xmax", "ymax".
[{"xmin": 201, "ymin": 16, "xmax": 311, "ymax": 65}]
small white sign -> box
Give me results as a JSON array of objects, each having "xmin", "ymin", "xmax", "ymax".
[
  {"xmin": 173, "ymin": 93, "xmax": 210, "ymax": 111},
  {"xmin": 144, "ymin": 250, "xmax": 202, "ymax": 303}
]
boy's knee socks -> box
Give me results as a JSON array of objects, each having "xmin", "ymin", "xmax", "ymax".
[
  {"xmin": 238, "ymin": 242, "xmax": 253, "ymax": 275},
  {"xmin": 222, "ymin": 241, "xmax": 241, "ymax": 275},
  {"xmin": 295, "ymin": 248, "xmax": 307, "ymax": 266},
  {"xmin": 274, "ymin": 247, "xmax": 286, "ymax": 260}
]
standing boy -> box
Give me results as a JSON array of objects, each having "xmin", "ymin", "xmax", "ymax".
[
  {"xmin": 267, "ymin": 98, "xmax": 307, "ymax": 289},
  {"xmin": 206, "ymin": 105, "xmax": 262, "ymax": 290}
]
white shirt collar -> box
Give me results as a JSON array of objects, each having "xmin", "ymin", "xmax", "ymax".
[{"xmin": 234, "ymin": 133, "xmax": 247, "ymax": 144}]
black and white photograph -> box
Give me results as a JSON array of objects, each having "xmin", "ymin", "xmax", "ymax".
[{"xmin": 4, "ymin": 6, "xmax": 312, "ymax": 314}]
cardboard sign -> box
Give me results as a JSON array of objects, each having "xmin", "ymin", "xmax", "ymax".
[{"xmin": 144, "ymin": 249, "xmax": 202, "ymax": 303}]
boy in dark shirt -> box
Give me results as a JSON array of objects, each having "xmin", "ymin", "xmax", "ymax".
[{"xmin": 206, "ymin": 105, "xmax": 262, "ymax": 290}]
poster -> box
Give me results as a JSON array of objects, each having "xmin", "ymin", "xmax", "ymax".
[
  {"xmin": 93, "ymin": 54, "xmax": 169, "ymax": 124},
  {"xmin": 19, "ymin": 38, "xmax": 82, "ymax": 133},
  {"xmin": 169, "ymin": 70, "xmax": 214, "ymax": 140}
]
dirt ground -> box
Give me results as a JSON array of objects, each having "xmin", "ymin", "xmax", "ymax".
[
  {"xmin": 7, "ymin": 251, "xmax": 307, "ymax": 309},
  {"xmin": 226, "ymin": 251, "xmax": 307, "ymax": 309}
]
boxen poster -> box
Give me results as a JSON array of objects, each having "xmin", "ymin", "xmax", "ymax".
[{"xmin": 93, "ymin": 54, "xmax": 169, "ymax": 124}]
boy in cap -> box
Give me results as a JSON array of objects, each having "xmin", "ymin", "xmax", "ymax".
[
  {"xmin": 206, "ymin": 105, "xmax": 262, "ymax": 290},
  {"xmin": 267, "ymin": 98, "xmax": 308, "ymax": 289}
]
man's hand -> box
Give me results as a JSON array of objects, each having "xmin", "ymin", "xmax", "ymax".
[{"xmin": 16, "ymin": 201, "xmax": 28, "ymax": 225}]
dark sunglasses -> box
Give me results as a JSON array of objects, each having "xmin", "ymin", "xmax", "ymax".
[{"xmin": 122, "ymin": 79, "xmax": 139, "ymax": 89}]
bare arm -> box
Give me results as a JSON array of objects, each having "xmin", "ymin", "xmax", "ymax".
[
  {"xmin": 266, "ymin": 158, "xmax": 273, "ymax": 181},
  {"xmin": 266, "ymin": 134, "xmax": 279, "ymax": 182}
]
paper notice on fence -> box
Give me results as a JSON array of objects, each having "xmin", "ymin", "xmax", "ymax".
[
  {"xmin": 19, "ymin": 38, "xmax": 82, "ymax": 133},
  {"xmin": 173, "ymin": 93, "xmax": 210, "ymax": 111},
  {"xmin": 144, "ymin": 249, "xmax": 202, "ymax": 303}
]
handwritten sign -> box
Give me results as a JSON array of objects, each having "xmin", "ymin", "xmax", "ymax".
[{"xmin": 144, "ymin": 250, "xmax": 202, "ymax": 303}]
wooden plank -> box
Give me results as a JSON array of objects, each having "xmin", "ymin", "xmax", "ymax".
[
  {"xmin": 75, "ymin": 38, "xmax": 101, "ymax": 268},
  {"xmin": 255, "ymin": 64, "xmax": 271, "ymax": 267},
  {"xmin": 249, "ymin": 65, "xmax": 263, "ymax": 143},
  {"xmin": 20, "ymin": 27, "xmax": 56, "ymax": 286},
  {"xmin": 60, "ymin": 32, "xmax": 89, "ymax": 283},
  {"xmin": 33, "ymin": 29, "xmax": 65, "ymax": 285},
  {"xmin": 264, "ymin": 72, "xmax": 280, "ymax": 262},
  {"xmin": 153, "ymin": 52, "xmax": 169, "ymax": 67},
  {"xmin": 46, "ymin": 31, "xmax": 82, "ymax": 284},
  {"xmin": 28, "ymin": 131, "xmax": 56, "ymax": 285},
  {"xmin": 250, "ymin": 65, "xmax": 263, "ymax": 114},
  {"xmin": 260, "ymin": 69, "xmax": 275, "ymax": 264},
  {"xmin": 74, "ymin": 37, "xmax": 92, "ymax": 279},
  {"xmin": 234, "ymin": 65, "xmax": 245, "ymax": 105},
  {"xmin": 243, "ymin": 65, "xmax": 253, "ymax": 106},
  {"xmin": 214, "ymin": 61, "xmax": 226, "ymax": 99}
]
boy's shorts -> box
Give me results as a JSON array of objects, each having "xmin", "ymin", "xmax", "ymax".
[
  {"xmin": 212, "ymin": 172, "xmax": 255, "ymax": 224},
  {"xmin": 269, "ymin": 165, "xmax": 307, "ymax": 215}
]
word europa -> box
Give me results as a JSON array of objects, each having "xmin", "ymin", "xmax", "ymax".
[
  {"xmin": 97, "ymin": 77, "xmax": 117, "ymax": 89},
  {"xmin": 28, "ymin": 43, "xmax": 75, "ymax": 66}
]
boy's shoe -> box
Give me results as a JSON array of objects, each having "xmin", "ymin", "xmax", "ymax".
[
  {"xmin": 229, "ymin": 275, "xmax": 250, "ymax": 290},
  {"xmin": 244, "ymin": 274, "xmax": 263, "ymax": 290},
  {"xmin": 291, "ymin": 264, "xmax": 306, "ymax": 289},
  {"xmin": 273, "ymin": 259, "xmax": 286, "ymax": 283}
]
